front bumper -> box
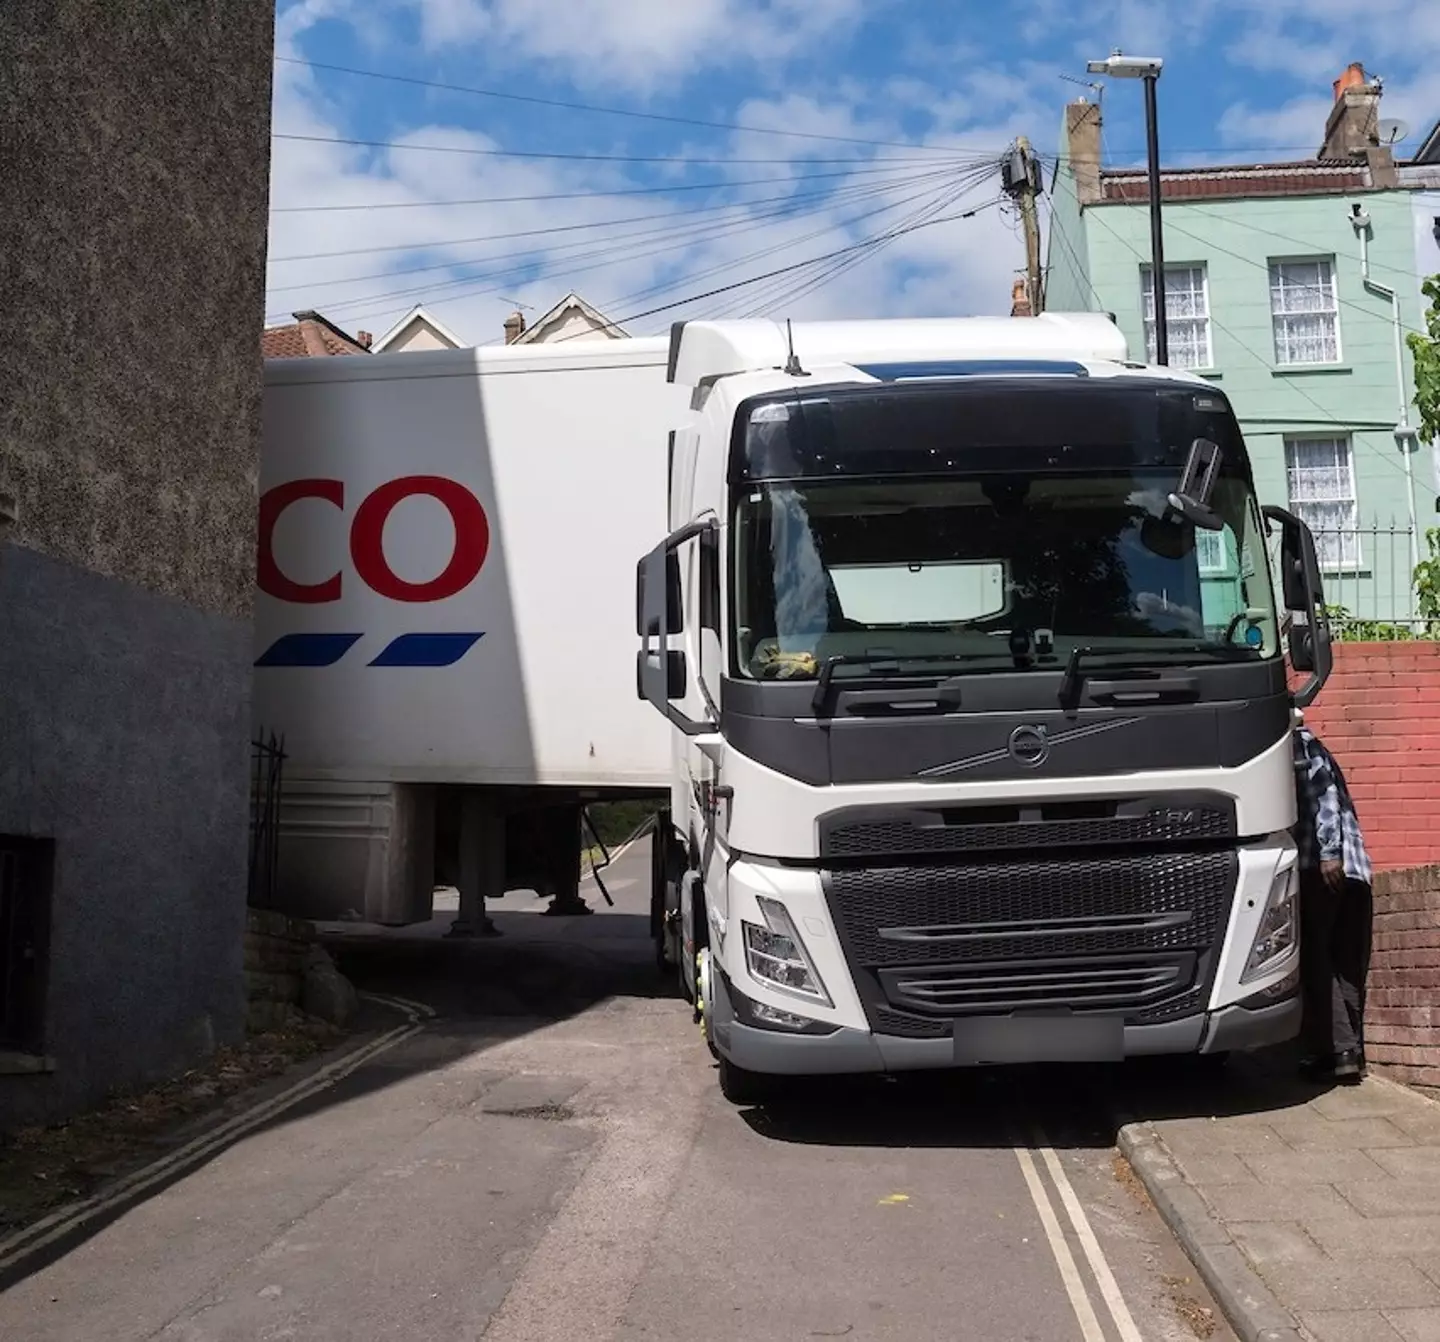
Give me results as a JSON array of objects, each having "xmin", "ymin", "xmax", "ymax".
[{"xmin": 711, "ymin": 971, "xmax": 1299, "ymax": 1076}]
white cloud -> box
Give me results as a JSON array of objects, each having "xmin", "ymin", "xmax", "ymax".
[
  {"xmin": 266, "ymin": 7, "xmax": 1030, "ymax": 344},
  {"xmin": 398, "ymin": 0, "xmax": 872, "ymax": 93}
]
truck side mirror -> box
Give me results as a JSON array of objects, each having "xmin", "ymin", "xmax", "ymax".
[
  {"xmin": 1263, "ymin": 504, "xmax": 1332, "ymax": 706},
  {"xmin": 635, "ymin": 518, "xmax": 719, "ymax": 734}
]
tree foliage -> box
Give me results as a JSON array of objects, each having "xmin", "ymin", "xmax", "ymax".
[
  {"xmin": 1409, "ymin": 274, "xmax": 1440, "ymax": 451},
  {"xmin": 1407, "ymin": 277, "xmax": 1440, "ymax": 623}
]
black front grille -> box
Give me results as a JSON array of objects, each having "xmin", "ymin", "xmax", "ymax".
[
  {"xmin": 878, "ymin": 954, "xmax": 1193, "ymax": 1015},
  {"xmin": 821, "ymin": 848, "xmax": 1236, "ymax": 1032},
  {"xmin": 819, "ymin": 794, "xmax": 1235, "ymax": 862}
]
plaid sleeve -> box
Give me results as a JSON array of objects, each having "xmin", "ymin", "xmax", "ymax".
[{"xmin": 1305, "ymin": 745, "xmax": 1344, "ymax": 861}]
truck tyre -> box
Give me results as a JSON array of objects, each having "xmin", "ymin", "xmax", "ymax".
[{"xmin": 717, "ymin": 1056, "xmax": 777, "ymax": 1107}]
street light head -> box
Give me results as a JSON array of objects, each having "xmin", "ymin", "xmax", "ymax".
[{"xmin": 1087, "ymin": 52, "xmax": 1164, "ymax": 79}]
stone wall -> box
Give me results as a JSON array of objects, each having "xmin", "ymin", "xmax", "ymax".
[
  {"xmin": 1367, "ymin": 864, "xmax": 1440, "ymax": 1087},
  {"xmin": 0, "ymin": 0, "xmax": 275, "ymax": 1131},
  {"xmin": 1299, "ymin": 642, "xmax": 1440, "ymax": 870},
  {"xmin": 245, "ymin": 909, "xmax": 315, "ymax": 1034}
]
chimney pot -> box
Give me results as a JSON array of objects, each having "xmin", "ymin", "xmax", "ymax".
[
  {"xmin": 1333, "ymin": 62, "xmax": 1367, "ymax": 102},
  {"xmin": 357, "ymin": 330, "xmax": 373, "ymax": 349}
]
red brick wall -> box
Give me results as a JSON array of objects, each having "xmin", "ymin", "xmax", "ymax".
[
  {"xmin": 1366, "ymin": 865, "xmax": 1440, "ymax": 1087},
  {"xmin": 1299, "ymin": 642, "xmax": 1440, "ymax": 871}
]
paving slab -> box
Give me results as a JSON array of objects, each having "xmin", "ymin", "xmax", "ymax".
[{"xmin": 1119, "ymin": 1055, "xmax": 1440, "ymax": 1342}]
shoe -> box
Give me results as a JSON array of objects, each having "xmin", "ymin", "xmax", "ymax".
[
  {"xmin": 1298, "ymin": 1054, "xmax": 1334, "ymax": 1081},
  {"xmin": 1332, "ymin": 1049, "xmax": 1367, "ymax": 1083}
]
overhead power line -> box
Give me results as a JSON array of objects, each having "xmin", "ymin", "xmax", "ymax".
[
  {"xmin": 267, "ymin": 162, "xmax": 959, "ymax": 264},
  {"xmin": 277, "ymin": 56, "xmax": 999, "ymax": 157},
  {"xmin": 566, "ymin": 202, "xmax": 991, "ymax": 340},
  {"xmin": 277, "ymin": 166, "xmax": 990, "ymax": 327},
  {"xmin": 267, "ymin": 166, "xmax": 963, "ymax": 297},
  {"xmin": 268, "ymin": 161, "xmax": 948, "ymax": 213},
  {"xmin": 273, "ymin": 131, "xmax": 959, "ymax": 168}
]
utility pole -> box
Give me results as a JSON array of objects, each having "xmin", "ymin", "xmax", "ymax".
[{"xmin": 1002, "ymin": 138, "xmax": 1044, "ymax": 314}]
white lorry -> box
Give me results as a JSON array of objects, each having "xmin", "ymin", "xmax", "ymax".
[
  {"xmin": 636, "ymin": 315, "xmax": 1333, "ymax": 1102},
  {"xmin": 256, "ymin": 337, "xmax": 687, "ymax": 924}
]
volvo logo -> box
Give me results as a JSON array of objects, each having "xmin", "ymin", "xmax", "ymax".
[{"xmin": 1008, "ymin": 724, "xmax": 1051, "ymax": 767}]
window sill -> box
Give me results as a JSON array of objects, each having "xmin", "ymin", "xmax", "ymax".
[
  {"xmin": 1271, "ymin": 364, "xmax": 1352, "ymax": 377},
  {"xmin": 1193, "ymin": 369, "xmax": 1223, "ymax": 380},
  {"xmin": 0, "ymin": 1050, "xmax": 56, "ymax": 1075}
]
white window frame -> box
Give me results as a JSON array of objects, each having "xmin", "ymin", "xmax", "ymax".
[
  {"xmin": 1268, "ymin": 257, "xmax": 1342, "ymax": 367},
  {"xmin": 1194, "ymin": 529, "xmax": 1228, "ymax": 575},
  {"xmin": 1284, "ymin": 435, "xmax": 1361, "ymax": 571},
  {"xmin": 1140, "ymin": 264, "xmax": 1213, "ymax": 370}
]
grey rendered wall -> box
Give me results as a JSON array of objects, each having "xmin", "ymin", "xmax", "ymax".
[{"xmin": 0, "ymin": 0, "xmax": 275, "ymax": 1128}]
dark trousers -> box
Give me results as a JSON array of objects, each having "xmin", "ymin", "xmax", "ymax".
[{"xmin": 1299, "ymin": 872, "xmax": 1373, "ymax": 1057}]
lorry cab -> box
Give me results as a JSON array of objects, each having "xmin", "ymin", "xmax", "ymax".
[{"xmin": 637, "ymin": 316, "xmax": 1332, "ymax": 1103}]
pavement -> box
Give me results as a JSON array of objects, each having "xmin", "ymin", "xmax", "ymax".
[
  {"xmin": 1, "ymin": 842, "xmax": 1433, "ymax": 1341},
  {"xmin": 1118, "ymin": 1051, "xmax": 1440, "ymax": 1342}
]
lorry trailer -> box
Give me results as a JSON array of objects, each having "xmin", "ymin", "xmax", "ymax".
[
  {"xmin": 636, "ymin": 315, "xmax": 1333, "ymax": 1102},
  {"xmin": 256, "ymin": 336, "xmax": 687, "ymax": 924}
]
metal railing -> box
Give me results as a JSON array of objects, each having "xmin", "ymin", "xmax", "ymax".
[
  {"xmin": 248, "ymin": 731, "xmax": 286, "ymax": 910},
  {"xmin": 1266, "ymin": 518, "xmax": 1439, "ymax": 639}
]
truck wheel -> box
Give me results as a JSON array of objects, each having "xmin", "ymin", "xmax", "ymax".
[{"xmin": 717, "ymin": 1056, "xmax": 777, "ymax": 1107}]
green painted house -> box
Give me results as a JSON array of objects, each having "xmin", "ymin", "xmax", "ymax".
[{"xmin": 1046, "ymin": 67, "xmax": 1440, "ymax": 627}]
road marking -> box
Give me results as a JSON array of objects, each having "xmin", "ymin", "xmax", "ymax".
[
  {"xmin": 1037, "ymin": 1137, "xmax": 1143, "ymax": 1342},
  {"xmin": 1014, "ymin": 1146, "xmax": 1108, "ymax": 1342},
  {"xmin": 0, "ymin": 993, "xmax": 428, "ymax": 1277}
]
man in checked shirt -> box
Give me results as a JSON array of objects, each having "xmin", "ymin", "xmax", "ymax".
[{"xmin": 1293, "ymin": 722, "xmax": 1374, "ymax": 1084}]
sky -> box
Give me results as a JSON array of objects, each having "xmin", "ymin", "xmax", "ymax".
[{"xmin": 266, "ymin": 0, "xmax": 1439, "ymax": 347}]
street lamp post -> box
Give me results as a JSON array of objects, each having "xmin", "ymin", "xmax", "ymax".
[{"xmin": 1087, "ymin": 50, "xmax": 1167, "ymax": 365}]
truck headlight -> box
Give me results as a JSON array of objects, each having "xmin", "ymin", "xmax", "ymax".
[
  {"xmin": 742, "ymin": 897, "xmax": 832, "ymax": 1006},
  {"xmin": 1241, "ymin": 864, "xmax": 1298, "ymax": 983}
]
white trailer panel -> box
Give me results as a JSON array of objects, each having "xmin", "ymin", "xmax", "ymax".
[{"xmin": 255, "ymin": 339, "xmax": 686, "ymax": 788}]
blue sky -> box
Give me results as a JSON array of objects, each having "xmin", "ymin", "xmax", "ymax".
[{"xmin": 267, "ymin": 0, "xmax": 1436, "ymax": 345}]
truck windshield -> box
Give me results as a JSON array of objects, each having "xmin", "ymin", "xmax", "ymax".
[{"xmin": 731, "ymin": 470, "xmax": 1279, "ymax": 682}]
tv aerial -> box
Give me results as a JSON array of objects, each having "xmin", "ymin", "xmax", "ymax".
[
  {"xmin": 1060, "ymin": 71, "xmax": 1105, "ymax": 106},
  {"xmin": 1378, "ymin": 118, "xmax": 1411, "ymax": 146}
]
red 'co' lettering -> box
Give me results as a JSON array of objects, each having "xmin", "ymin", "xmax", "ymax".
[
  {"xmin": 257, "ymin": 475, "xmax": 489, "ymax": 604},
  {"xmin": 257, "ymin": 478, "xmax": 344, "ymax": 604},
  {"xmin": 350, "ymin": 476, "xmax": 489, "ymax": 603}
]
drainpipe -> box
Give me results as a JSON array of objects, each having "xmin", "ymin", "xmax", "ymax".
[{"xmin": 1351, "ymin": 203, "xmax": 1420, "ymax": 601}]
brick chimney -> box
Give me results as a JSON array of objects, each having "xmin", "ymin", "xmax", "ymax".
[
  {"xmin": 1010, "ymin": 276, "xmax": 1033, "ymax": 317},
  {"xmin": 503, "ymin": 310, "xmax": 527, "ymax": 343},
  {"xmin": 357, "ymin": 330, "xmax": 373, "ymax": 349},
  {"xmin": 1065, "ymin": 99, "xmax": 1103, "ymax": 206},
  {"xmin": 1320, "ymin": 62, "xmax": 1383, "ymax": 159}
]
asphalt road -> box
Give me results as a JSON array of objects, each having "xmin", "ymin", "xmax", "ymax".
[{"xmin": 0, "ymin": 845, "xmax": 1237, "ymax": 1341}]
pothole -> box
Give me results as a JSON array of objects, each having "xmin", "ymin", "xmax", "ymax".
[{"xmin": 488, "ymin": 1102, "xmax": 576, "ymax": 1121}]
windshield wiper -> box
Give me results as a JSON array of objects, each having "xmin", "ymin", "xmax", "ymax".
[
  {"xmin": 811, "ymin": 652, "xmax": 986, "ymax": 715},
  {"xmin": 1058, "ymin": 647, "xmax": 1152, "ymax": 711},
  {"xmin": 1057, "ymin": 643, "xmax": 1255, "ymax": 710}
]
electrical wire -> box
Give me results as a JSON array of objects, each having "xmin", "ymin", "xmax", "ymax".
[
  {"xmin": 273, "ymin": 131, "xmax": 958, "ymax": 167},
  {"xmin": 599, "ymin": 161, "xmax": 1000, "ymax": 316},
  {"xmin": 269, "ymin": 160, "xmax": 947, "ymax": 213},
  {"xmin": 274, "ymin": 166, "xmax": 987, "ymax": 326},
  {"xmin": 267, "ymin": 161, "xmax": 959, "ymax": 264},
  {"xmin": 542, "ymin": 203, "xmax": 994, "ymax": 342},
  {"xmin": 276, "ymin": 56, "xmax": 1002, "ymax": 158},
  {"xmin": 267, "ymin": 167, "xmax": 976, "ymax": 323},
  {"xmin": 267, "ymin": 166, "xmax": 963, "ymax": 297},
  {"xmin": 731, "ymin": 183, "xmax": 986, "ymax": 318}
]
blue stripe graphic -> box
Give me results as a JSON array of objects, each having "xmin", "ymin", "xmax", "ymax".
[
  {"xmin": 369, "ymin": 632, "xmax": 484, "ymax": 667},
  {"xmin": 255, "ymin": 633, "xmax": 362, "ymax": 667}
]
